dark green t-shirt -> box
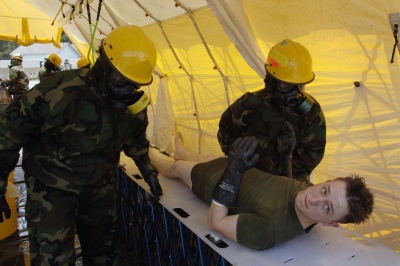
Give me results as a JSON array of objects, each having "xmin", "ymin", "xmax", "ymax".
[{"xmin": 191, "ymin": 157, "xmax": 311, "ymax": 250}]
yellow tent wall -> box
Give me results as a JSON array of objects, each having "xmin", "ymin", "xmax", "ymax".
[
  {"xmin": 20, "ymin": 0, "xmax": 400, "ymax": 253},
  {"xmin": 0, "ymin": 0, "xmax": 62, "ymax": 47}
]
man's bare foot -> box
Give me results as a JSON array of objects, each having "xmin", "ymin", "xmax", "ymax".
[{"xmin": 173, "ymin": 132, "xmax": 186, "ymax": 161}]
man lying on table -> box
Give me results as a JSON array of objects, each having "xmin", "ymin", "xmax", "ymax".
[{"xmin": 149, "ymin": 132, "xmax": 374, "ymax": 251}]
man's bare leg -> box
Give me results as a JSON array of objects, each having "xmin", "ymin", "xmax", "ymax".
[
  {"xmin": 173, "ymin": 132, "xmax": 219, "ymax": 162},
  {"xmin": 149, "ymin": 146, "xmax": 196, "ymax": 189},
  {"xmin": 149, "ymin": 148, "xmax": 177, "ymax": 178},
  {"xmin": 150, "ymin": 133, "xmax": 221, "ymax": 189},
  {"xmin": 150, "ymin": 134, "xmax": 238, "ymax": 241}
]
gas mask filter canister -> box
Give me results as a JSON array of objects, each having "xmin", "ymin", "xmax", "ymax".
[
  {"xmin": 292, "ymin": 94, "xmax": 315, "ymax": 116},
  {"xmin": 107, "ymin": 70, "xmax": 150, "ymax": 113},
  {"xmin": 277, "ymin": 84, "xmax": 315, "ymax": 116}
]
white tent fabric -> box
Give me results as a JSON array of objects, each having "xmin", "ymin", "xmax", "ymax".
[{"xmin": 20, "ymin": 0, "xmax": 400, "ymax": 253}]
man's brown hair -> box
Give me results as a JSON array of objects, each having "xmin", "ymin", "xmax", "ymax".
[{"xmin": 336, "ymin": 174, "xmax": 374, "ymax": 224}]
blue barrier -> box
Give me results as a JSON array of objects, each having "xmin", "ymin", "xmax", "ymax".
[{"xmin": 116, "ymin": 167, "xmax": 228, "ymax": 266}]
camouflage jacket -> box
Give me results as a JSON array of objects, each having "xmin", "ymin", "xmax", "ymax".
[
  {"xmin": 39, "ymin": 69, "xmax": 60, "ymax": 82},
  {"xmin": 0, "ymin": 68, "xmax": 156, "ymax": 192},
  {"xmin": 217, "ymin": 88, "xmax": 326, "ymax": 181},
  {"xmin": 7, "ymin": 65, "xmax": 29, "ymax": 94},
  {"xmin": 38, "ymin": 67, "xmax": 46, "ymax": 81}
]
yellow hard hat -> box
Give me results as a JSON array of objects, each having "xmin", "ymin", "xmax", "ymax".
[
  {"xmin": 265, "ymin": 39, "xmax": 314, "ymax": 84},
  {"xmin": 101, "ymin": 25, "xmax": 157, "ymax": 86},
  {"xmin": 11, "ymin": 54, "xmax": 23, "ymax": 61},
  {"xmin": 77, "ymin": 57, "xmax": 90, "ymax": 68},
  {"xmin": 48, "ymin": 53, "xmax": 62, "ymax": 67}
]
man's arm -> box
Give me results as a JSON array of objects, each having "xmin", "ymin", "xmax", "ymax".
[
  {"xmin": 292, "ymin": 100, "xmax": 326, "ymax": 179},
  {"xmin": 208, "ymin": 136, "xmax": 259, "ymax": 242},
  {"xmin": 277, "ymin": 121, "xmax": 296, "ymax": 178},
  {"xmin": 0, "ymin": 151, "xmax": 20, "ymax": 223},
  {"xmin": 207, "ymin": 203, "xmax": 239, "ymax": 242},
  {"xmin": 6, "ymin": 68, "xmax": 19, "ymax": 90},
  {"xmin": 124, "ymin": 110, "xmax": 162, "ymax": 200},
  {"xmin": 217, "ymin": 93, "xmax": 256, "ymax": 155}
]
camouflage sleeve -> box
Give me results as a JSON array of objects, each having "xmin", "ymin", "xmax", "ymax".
[
  {"xmin": 7, "ymin": 68, "xmax": 19, "ymax": 88},
  {"xmin": 0, "ymin": 151, "xmax": 20, "ymax": 191},
  {"xmin": 0, "ymin": 91, "xmax": 44, "ymax": 190},
  {"xmin": 292, "ymin": 100, "xmax": 326, "ymax": 179},
  {"xmin": 217, "ymin": 92, "xmax": 259, "ymax": 155},
  {"xmin": 123, "ymin": 109, "xmax": 157, "ymax": 178}
]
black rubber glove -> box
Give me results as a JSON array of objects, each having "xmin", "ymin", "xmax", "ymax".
[
  {"xmin": 277, "ymin": 121, "xmax": 296, "ymax": 178},
  {"xmin": 0, "ymin": 189, "xmax": 11, "ymax": 223},
  {"xmin": 144, "ymin": 172, "xmax": 163, "ymax": 202},
  {"xmin": 212, "ymin": 136, "xmax": 259, "ymax": 208}
]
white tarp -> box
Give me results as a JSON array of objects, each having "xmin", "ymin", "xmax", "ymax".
[{"xmin": 16, "ymin": 0, "xmax": 400, "ymax": 253}]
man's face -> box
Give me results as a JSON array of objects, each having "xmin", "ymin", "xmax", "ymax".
[{"xmin": 295, "ymin": 180, "xmax": 349, "ymax": 225}]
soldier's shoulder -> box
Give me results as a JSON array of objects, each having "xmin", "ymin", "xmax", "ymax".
[
  {"xmin": 237, "ymin": 88, "xmax": 269, "ymax": 106},
  {"xmin": 304, "ymin": 92, "xmax": 321, "ymax": 104},
  {"xmin": 252, "ymin": 88, "xmax": 268, "ymax": 96},
  {"xmin": 35, "ymin": 69, "xmax": 88, "ymax": 93},
  {"xmin": 235, "ymin": 88, "xmax": 262, "ymax": 100}
]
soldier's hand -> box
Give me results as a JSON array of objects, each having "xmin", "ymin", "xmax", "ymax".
[
  {"xmin": 0, "ymin": 190, "xmax": 11, "ymax": 223},
  {"xmin": 277, "ymin": 121, "xmax": 296, "ymax": 156},
  {"xmin": 211, "ymin": 136, "xmax": 259, "ymax": 208},
  {"xmin": 227, "ymin": 136, "xmax": 259, "ymax": 174},
  {"xmin": 145, "ymin": 172, "xmax": 163, "ymax": 202}
]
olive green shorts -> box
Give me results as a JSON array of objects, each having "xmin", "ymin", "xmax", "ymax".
[{"xmin": 190, "ymin": 157, "xmax": 227, "ymax": 205}]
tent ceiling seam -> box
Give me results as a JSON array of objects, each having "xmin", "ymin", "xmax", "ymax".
[
  {"xmin": 134, "ymin": 0, "xmax": 203, "ymax": 153},
  {"xmin": 57, "ymin": 1, "xmax": 115, "ymax": 35},
  {"xmin": 177, "ymin": 0, "xmax": 230, "ymax": 152}
]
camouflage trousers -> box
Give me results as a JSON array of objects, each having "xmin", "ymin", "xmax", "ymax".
[{"xmin": 25, "ymin": 172, "xmax": 121, "ymax": 266}]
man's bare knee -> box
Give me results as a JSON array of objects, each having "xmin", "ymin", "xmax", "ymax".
[{"xmin": 172, "ymin": 160, "xmax": 194, "ymax": 188}]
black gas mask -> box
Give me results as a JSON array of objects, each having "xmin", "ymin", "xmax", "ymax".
[
  {"xmin": 108, "ymin": 70, "xmax": 141, "ymax": 103},
  {"xmin": 107, "ymin": 69, "xmax": 150, "ymax": 114},
  {"xmin": 9, "ymin": 58, "xmax": 21, "ymax": 68},
  {"xmin": 266, "ymin": 75, "xmax": 315, "ymax": 116}
]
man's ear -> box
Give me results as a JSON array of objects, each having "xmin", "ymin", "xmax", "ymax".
[{"xmin": 322, "ymin": 221, "xmax": 339, "ymax": 227}]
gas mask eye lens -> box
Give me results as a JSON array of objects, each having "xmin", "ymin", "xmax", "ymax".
[
  {"xmin": 277, "ymin": 82, "xmax": 297, "ymax": 94},
  {"xmin": 110, "ymin": 70, "xmax": 129, "ymax": 86}
]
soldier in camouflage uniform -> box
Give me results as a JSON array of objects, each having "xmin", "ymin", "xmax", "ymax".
[
  {"xmin": 38, "ymin": 53, "xmax": 62, "ymax": 81},
  {"xmin": 0, "ymin": 25, "xmax": 162, "ymax": 265},
  {"xmin": 1, "ymin": 54, "xmax": 29, "ymax": 102},
  {"xmin": 218, "ymin": 39, "xmax": 326, "ymax": 183}
]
